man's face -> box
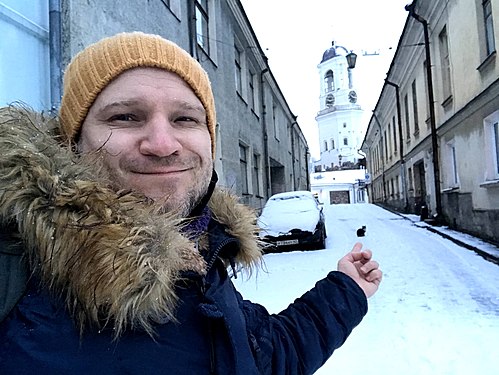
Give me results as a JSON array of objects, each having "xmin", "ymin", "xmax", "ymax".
[{"xmin": 78, "ymin": 67, "xmax": 213, "ymax": 216}]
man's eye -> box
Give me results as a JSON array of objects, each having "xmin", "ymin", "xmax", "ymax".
[
  {"xmin": 108, "ymin": 114, "xmax": 136, "ymax": 122},
  {"xmin": 176, "ymin": 116, "xmax": 197, "ymax": 123}
]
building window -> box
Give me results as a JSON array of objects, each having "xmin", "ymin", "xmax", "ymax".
[
  {"xmin": 324, "ymin": 70, "xmax": 335, "ymax": 92},
  {"xmin": 235, "ymin": 44, "xmax": 242, "ymax": 95},
  {"xmin": 483, "ymin": 110, "xmax": 499, "ymax": 181},
  {"xmin": 404, "ymin": 93, "xmax": 411, "ymax": 140},
  {"xmin": 239, "ymin": 143, "xmax": 249, "ymax": 194},
  {"xmin": 423, "ymin": 60, "xmax": 431, "ymax": 127},
  {"xmin": 272, "ymin": 101, "xmax": 280, "ymax": 140},
  {"xmin": 161, "ymin": 0, "xmax": 181, "ymax": 17},
  {"xmin": 252, "ymin": 153, "xmax": 261, "ymax": 196},
  {"xmin": 483, "ymin": 0, "xmax": 496, "ymax": 56},
  {"xmin": 392, "ymin": 115, "xmax": 398, "ymax": 152},
  {"xmin": 324, "ymin": 140, "xmax": 328, "ymax": 151},
  {"xmin": 408, "ymin": 167, "xmax": 414, "ymax": 191},
  {"xmin": 445, "ymin": 140, "xmax": 459, "ymax": 187},
  {"xmin": 439, "ymin": 26, "xmax": 452, "ymax": 102},
  {"xmin": 343, "ymin": 137, "xmax": 348, "ymax": 146},
  {"xmin": 195, "ymin": 0, "xmax": 210, "ymax": 53},
  {"xmin": 384, "ymin": 130, "xmax": 388, "ymax": 160},
  {"xmin": 248, "ymin": 68, "xmax": 256, "ymax": 111},
  {"xmin": 0, "ymin": 2, "xmax": 50, "ymax": 109},
  {"xmin": 330, "ymin": 138, "xmax": 335, "ymax": 150},
  {"xmin": 495, "ymin": 121, "xmax": 499, "ymax": 175},
  {"xmin": 411, "ymin": 79, "xmax": 419, "ymax": 135},
  {"xmin": 343, "ymin": 122, "xmax": 347, "ymax": 128},
  {"xmin": 387, "ymin": 124, "xmax": 392, "ymax": 157}
]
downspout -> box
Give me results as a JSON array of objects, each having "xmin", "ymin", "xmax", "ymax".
[
  {"xmin": 290, "ymin": 116, "xmax": 298, "ymax": 190},
  {"xmin": 187, "ymin": 1, "xmax": 197, "ymax": 58},
  {"xmin": 406, "ymin": 3, "xmax": 442, "ymax": 219},
  {"xmin": 372, "ymin": 112, "xmax": 387, "ymax": 203},
  {"xmin": 385, "ymin": 79, "xmax": 409, "ymax": 212},
  {"xmin": 305, "ymin": 147, "xmax": 310, "ymax": 190},
  {"xmin": 260, "ymin": 67, "xmax": 271, "ymax": 198},
  {"xmin": 49, "ymin": 0, "xmax": 62, "ymax": 111}
]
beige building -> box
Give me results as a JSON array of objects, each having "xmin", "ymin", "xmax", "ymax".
[
  {"xmin": 0, "ymin": 0, "xmax": 310, "ymax": 212},
  {"xmin": 361, "ymin": 0, "xmax": 499, "ymax": 244}
]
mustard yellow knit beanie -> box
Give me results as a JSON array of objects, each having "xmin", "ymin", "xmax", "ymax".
[{"xmin": 59, "ymin": 32, "xmax": 217, "ymax": 156}]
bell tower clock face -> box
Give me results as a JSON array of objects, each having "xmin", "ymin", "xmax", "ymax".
[
  {"xmin": 348, "ymin": 90, "xmax": 357, "ymax": 103},
  {"xmin": 326, "ymin": 93, "xmax": 335, "ymax": 107}
]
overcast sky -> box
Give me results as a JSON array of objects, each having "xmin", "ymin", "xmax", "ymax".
[{"xmin": 239, "ymin": 1, "xmax": 411, "ymax": 157}]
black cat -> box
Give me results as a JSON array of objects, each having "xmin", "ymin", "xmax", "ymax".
[{"xmin": 356, "ymin": 226, "xmax": 366, "ymax": 237}]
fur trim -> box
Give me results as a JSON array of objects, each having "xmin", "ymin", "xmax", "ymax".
[{"xmin": 0, "ymin": 106, "xmax": 262, "ymax": 337}]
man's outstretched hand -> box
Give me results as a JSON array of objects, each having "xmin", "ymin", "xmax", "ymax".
[{"xmin": 337, "ymin": 242, "xmax": 382, "ymax": 298}]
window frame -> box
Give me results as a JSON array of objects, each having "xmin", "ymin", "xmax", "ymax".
[
  {"xmin": 234, "ymin": 44, "xmax": 243, "ymax": 95},
  {"xmin": 404, "ymin": 93, "xmax": 411, "ymax": 141},
  {"xmin": 195, "ymin": 0, "xmax": 210, "ymax": 54},
  {"xmin": 239, "ymin": 143, "xmax": 249, "ymax": 194},
  {"xmin": 411, "ymin": 79, "xmax": 419, "ymax": 135},
  {"xmin": 438, "ymin": 26, "xmax": 453, "ymax": 104},
  {"xmin": 483, "ymin": 0, "xmax": 496, "ymax": 56},
  {"xmin": 444, "ymin": 139, "xmax": 460, "ymax": 189},
  {"xmin": 324, "ymin": 70, "xmax": 335, "ymax": 92},
  {"xmin": 482, "ymin": 110, "xmax": 499, "ymax": 184},
  {"xmin": 252, "ymin": 153, "xmax": 261, "ymax": 197}
]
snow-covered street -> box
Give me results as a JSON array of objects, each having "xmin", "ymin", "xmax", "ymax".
[{"xmin": 234, "ymin": 203, "xmax": 499, "ymax": 375}]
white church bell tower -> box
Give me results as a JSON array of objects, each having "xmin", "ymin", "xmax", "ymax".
[{"xmin": 314, "ymin": 41, "xmax": 364, "ymax": 172}]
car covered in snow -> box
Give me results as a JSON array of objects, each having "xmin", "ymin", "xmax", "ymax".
[{"xmin": 257, "ymin": 190, "xmax": 327, "ymax": 252}]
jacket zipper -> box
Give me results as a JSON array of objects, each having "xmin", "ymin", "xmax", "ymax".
[{"xmin": 201, "ymin": 237, "xmax": 238, "ymax": 374}]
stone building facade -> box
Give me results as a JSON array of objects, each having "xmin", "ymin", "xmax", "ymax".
[
  {"xmin": 361, "ymin": 0, "xmax": 499, "ymax": 244},
  {"xmin": 0, "ymin": 0, "xmax": 310, "ymax": 211}
]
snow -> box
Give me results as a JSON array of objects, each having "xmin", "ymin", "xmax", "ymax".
[
  {"xmin": 257, "ymin": 191, "xmax": 321, "ymax": 236},
  {"xmin": 234, "ymin": 203, "xmax": 499, "ymax": 374}
]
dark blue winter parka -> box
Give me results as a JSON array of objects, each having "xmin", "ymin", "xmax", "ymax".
[{"xmin": 0, "ymin": 107, "xmax": 368, "ymax": 374}]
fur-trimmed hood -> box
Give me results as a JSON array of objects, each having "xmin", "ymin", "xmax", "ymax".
[{"xmin": 0, "ymin": 106, "xmax": 262, "ymax": 337}]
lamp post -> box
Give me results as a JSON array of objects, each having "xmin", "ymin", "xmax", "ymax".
[{"xmin": 406, "ymin": 2, "xmax": 442, "ymax": 220}]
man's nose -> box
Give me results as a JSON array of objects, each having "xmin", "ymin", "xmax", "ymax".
[{"xmin": 139, "ymin": 114, "xmax": 182, "ymax": 157}]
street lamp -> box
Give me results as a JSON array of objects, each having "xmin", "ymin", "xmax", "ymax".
[{"xmin": 346, "ymin": 51, "xmax": 357, "ymax": 69}]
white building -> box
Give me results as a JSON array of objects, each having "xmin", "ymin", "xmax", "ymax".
[
  {"xmin": 311, "ymin": 170, "xmax": 369, "ymax": 205},
  {"xmin": 313, "ymin": 42, "xmax": 365, "ymax": 172}
]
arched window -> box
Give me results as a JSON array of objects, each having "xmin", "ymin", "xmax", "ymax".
[
  {"xmin": 324, "ymin": 70, "xmax": 335, "ymax": 92},
  {"xmin": 343, "ymin": 137, "xmax": 348, "ymax": 146}
]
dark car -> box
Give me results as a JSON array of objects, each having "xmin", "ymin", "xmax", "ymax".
[{"xmin": 257, "ymin": 191, "xmax": 327, "ymax": 252}]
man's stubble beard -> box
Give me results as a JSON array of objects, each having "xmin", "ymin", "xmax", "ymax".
[
  {"xmin": 107, "ymin": 157, "xmax": 213, "ymax": 218},
  {"xmin": 162, "ymin": 160, "xmax": 213, "ymax": 217}
]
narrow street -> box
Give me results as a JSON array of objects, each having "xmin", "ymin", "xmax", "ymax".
[{"xmin": 234, "ymin": 203, "xmax": 499, "ymax": 374}]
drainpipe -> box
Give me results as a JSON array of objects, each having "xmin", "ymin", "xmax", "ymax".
[
  {"xmin": 406, "ymin": 3, "xmax": 442, "ymax": 219},
  {"xmin": 290, "ymin": 116, "xmax": 298, "ymax": 190},
  {"xmin": 260, "ymin": 67, "xmax": 271, "ymax": 199},
  {"xmin": 385, "ymin": 79, "xmax": 409, "ymax": 212},
  {"xmin": 49, "ymin": 0, "xmax": 62, "ymax": 111},
  {"xmin": 187, "ymin": 1, "xmax": 197, "ymax": 59},
  {"xmin": 372, "ymin": 112, "xmax": 387, "ymax": 203},
  {"xmin": 305, "ymin": 147, "xmax": 310, "ymax": 190}
]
